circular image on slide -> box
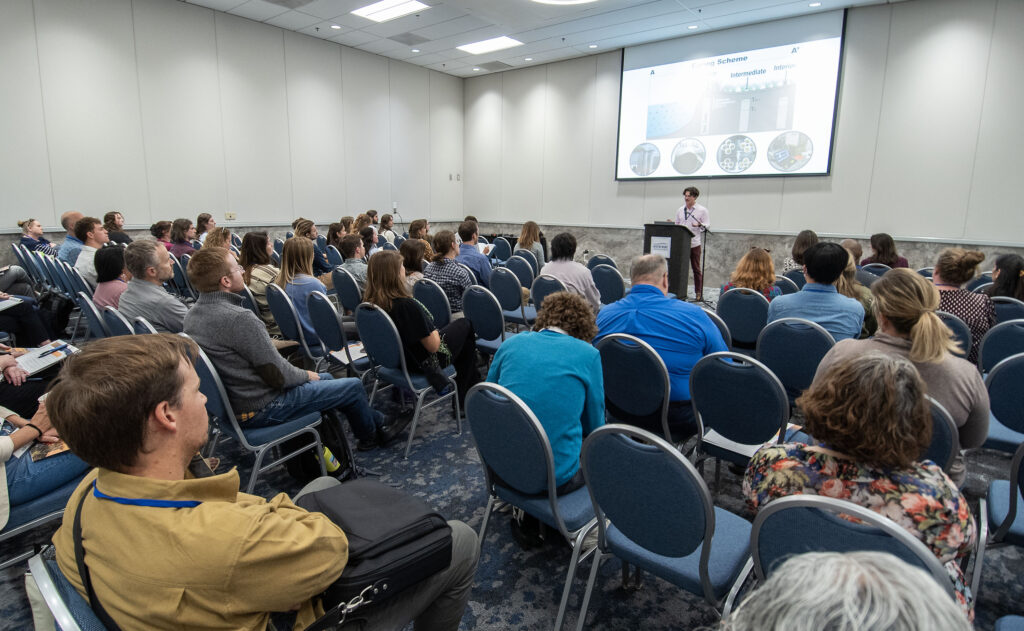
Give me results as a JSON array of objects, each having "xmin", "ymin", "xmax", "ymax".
[
  {"xmin": 629, "ymin": 143, "xmax": 661, "ymax": 176},
  {"xmin": 717, "ymin": 135, "xmax": 756, "ymax": 173},
  {"xmin": 670, "ymin": 138, "xmax": 706, "ymax": 175},
  {"xmin": 767, "ymin": 131, "xmax": 814, "ymax": 172}
]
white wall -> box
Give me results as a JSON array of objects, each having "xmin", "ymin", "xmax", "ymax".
[
  {"xmin": 0, "ymin": 0, "xmax": 463, "ymax": 230},
  {"xmin": 463, "ymin": 0, "xmax": 1024, "ymax": 245}
]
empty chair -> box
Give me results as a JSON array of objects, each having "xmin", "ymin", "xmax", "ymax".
[
  {"xmin": 462, "ymin": 285, "xmax": 516, "ymax": 355},
  {"xmin": 595, "ymin": 334, "xmax": 672, "ymax": 442},
  {"xmin": 701, "ymin": 308, "xmax": 732, "ymax": 349},
  {"xmin": 102, "ymin": 306, "xmax": 134, "ymax": 336},
  {"xmin": 756, "ymin": 318, "xmax": 835, "ymax": 404},
  {"xmin": 773, "ymin": 275, "xmax": 799, "ymax": 295},
  {"xmin": 993, "ymin": 296, "xmax": 1024, "ymax": 324},
  {"xmin": 504, "ymin": 255, "xmax": 534, "ymax": 293},
  {"xmin": 490, "ymin": 237, "xmax": 512, "ymax": 262},
  {"xmin": 132, "ymin": 316, "xmax": 158, "ymax": 334},
  {"xmin": 591, "ymin": 264, "xmax": 625, "ymax": 305},
  {"xmin": 464, "ymin": 383, "xmax": 596, "ymax": 631},
  {"xmin": 307, "ymin": 291, "xmax": 372, "ymax": 380},
  {"xmin": 983, "ymin": 352, "xmax": 1024, "ymax": 453},
  {"xmin": 413, "ymin": 278, "xmax": 452, "ymax": 328},
  {"xmin": 531, "ymin": 274, "xmax": 567, "ymax": 312},
  {"xmin": 922, "ymin": 397, "xmax": 959, "ymax": 472},
  {"xmin": 937, "ymin": 310, "xmax": 972, "ymax": 359},
  {"xmin": 862, "ymin": 262, "xmax": 892, "ymax": 276},
  {"xmin": 716, "ymin": 287, "xmax": 770, "ymax": 350},
  {"xmin": 585, "ymin": 254, "xmax": 616, "ymax": 271},
  {"xmin": 576, "ymin": 424, "xmax": 751, "ymax": 628},
  {"xmin": 489, "ymin": 267, "xmax": 536, "ymax": 327},
  {"xmin": 979, "ymin": 319, "xmax": 1024, "ymax": 374},
  {"xmin": 783, "ymin": 268, "xmax": 806, "ymax": 290},
  {"xmin": 513, "ymin": 249, "xmax": 539, "ymax": 276},
  {"xmin": 325, "ymin": 244, "xmax": 343, "ymax": 266}
]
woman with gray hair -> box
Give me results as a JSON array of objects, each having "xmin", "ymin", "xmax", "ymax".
[
  {"xmin": 744, "ymin": 352, "xmax": 976, "ymax": 618},
  {"xmin": 720, "ymin": 552, "xmax": 972, "ymax": 631}
]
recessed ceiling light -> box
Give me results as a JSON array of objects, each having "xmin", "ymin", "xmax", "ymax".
[
  {"xmin": 809, "ymin": 1, "xmax": 822, "ymax": 6},
  {"xmin": 688, "ymin": 25, "xmax": 698, "ymax": 30},
  {"xmin": 524, "ymin": 57, "xmax": 533, "ymax": 61},
  {"xmin": 330, "ymin": 24, "xmax": 342, "ymax": 29},
  {"xmin": 588, "ymin": 44, "xmax": 597, "ymax": 49},
  {"xmin": 531, "ymin": 0, "xmax": 600, "ymax": 4},
  {"xmin": 472, "ymin": 67, "xmax": 481, "ymax": 71},
  {"xmin": 411, "ymin": 48, "xmax": 420, "ymax": 53},
  {"xmin": 457, "ymin": 36, "xmax": 524, "ymax": 55},
  {"xmin": 351, "ymin": 0, "xmax": 430, "ymax": 23}
]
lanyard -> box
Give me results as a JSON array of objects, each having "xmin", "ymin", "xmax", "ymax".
[{"xmin": 92, "ymin": 480, "xmax": 202, "ymax": 508}]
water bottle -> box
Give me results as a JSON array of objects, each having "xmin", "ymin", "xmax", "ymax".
[{"xmin": 323, "ymin": 447, "xmax": 341, "ymax": 473}]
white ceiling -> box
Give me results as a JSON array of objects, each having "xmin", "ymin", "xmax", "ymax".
[{"xmin": 184, "ymin": 0, "xmax": 897, "ymax": 78}]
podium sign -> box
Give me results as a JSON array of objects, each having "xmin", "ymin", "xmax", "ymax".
[{"xmin": 643, "ymin": 223, "xmax": 694, "ymax": 299}]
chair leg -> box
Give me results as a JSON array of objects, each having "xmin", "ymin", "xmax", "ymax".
[
  {"xmin": 573, "ymin": 548, "xmax": 604, "ymax": 631},
  {"xmin": 721, "ymin": 557, "xmax": 753, "ymax": 618},
  {"xmin": 478, "ymin": 495, "xmax": 495, "ymax": 553},
  {"xmin": 970, "ymin": 498, "xmax": 989, "ymax": 608},
  {"xmin": 451, "ymin": 377, "xmax": 462, "ymax": 434},
  {"xmin": 402, "ymin": 390, "xmax": 427, "ymax": 459},
  {"xmin": 555, "ymin": 521, "xmax": 594, "ymax": 631},
  {"xmin": 247, "ymin": 446, "xmax": 268, "ymax": 494}
]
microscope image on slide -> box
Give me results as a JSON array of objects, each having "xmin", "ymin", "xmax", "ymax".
[{"xmin": 645, "ymin": 78, "xmax": 797, "ymax": 140}]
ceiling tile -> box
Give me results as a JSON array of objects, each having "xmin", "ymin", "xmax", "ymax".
[
  {"xmin": 356, "ymin": 38, "xmax": 404, "ymax": 55},
  {"xmin": 330, "ymin": 29, "xmax": 378, "ymax": 47},
  {"xmin": 226, "ymin": 0, "xmax": 289, "ymax": 22},
  {"xmin": 412, "ymin": 15, "xmax": 493, "ymax": 40},
  {"xmin": 264, "ymin": 10, "xmax": 322, "ymax": 30},
  {"xmin": 297, "ymin": 0, "xmax": 367, "ymax": 20},
  {"xmin": 186, "ymin": 0, "xmax": 247, "ymax": 11},
  {"xmin": 358, "ymin": 4, "xmax": 467, "ymax": 38}
]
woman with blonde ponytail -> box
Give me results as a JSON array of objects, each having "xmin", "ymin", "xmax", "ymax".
[{"xmin": 812, "ymin": 269, "xmax": 989, "ymax": 486}]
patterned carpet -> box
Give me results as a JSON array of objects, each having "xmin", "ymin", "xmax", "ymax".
[{"xmin": 1, "ymin": 384, "xmax": 1022, "ymax": 630}]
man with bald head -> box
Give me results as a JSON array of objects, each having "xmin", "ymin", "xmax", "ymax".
[
  {"xmin": 56, "ymin": 211, "xmax": 84, "ymax": 265},
  {"xmin": 594, "ymin": 254, "xmax": 727, "ymax": 439},
  {"xmin": 840, "ymin": 238, "xmax": 862, "ymax": 263}
]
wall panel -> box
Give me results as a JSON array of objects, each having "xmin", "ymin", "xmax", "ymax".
[
  {"xmin": 429, "ymin": 72, "xmax": 464, "ymax": 219},
  {"xmin": 540, "ymin": 57, "xmax": 596, "ymax": 226},
  {"xmin": 463, "ymin": 74, "xmax": 503, "ymax": 221},
  {"xmin": 499, "ymin": 66, "xmax": 547, "ymax": 222},
  {"xmin": 388, "ymin": 61, "xmax": 431, "ymax": 219},
  {"xmin": 342, "ymin": 48, "xmax": 391, "ymax": 216}
]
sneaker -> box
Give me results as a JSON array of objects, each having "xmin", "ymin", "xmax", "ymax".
[{"xmin": 376, "ymin": 410, "xmax": 415, "ymax": 447}]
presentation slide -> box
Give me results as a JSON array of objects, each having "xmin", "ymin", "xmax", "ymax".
[{"xmin": 616, "ymin": 21, "xmax": 843, "ymax": 180}]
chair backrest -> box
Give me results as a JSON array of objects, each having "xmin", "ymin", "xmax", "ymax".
[
  {"xmin": 9, "ymin": 243, "xmax": 28, "ymax": 273},
  {"xmin": 67, "ymin": 264, "xmax": 94, "ymax": 298},
  {"xmin": 973, "ymin": 282, "xmax": 994, "ymax": 294},
  {"xmin": 316, "ymin": 234, "xmax": 327, "ymax": 250},
  {"xmin": 936, "ymin": 310, "xmax": 971, "ymax": 358},
  {"xmin": 531, "ymin": 274, "xmax": 567, "ymax": 312},
  {"xmin": 690, "ymin": 352, "xmax": 789, "ymax": 450},
  {"xmin": 465, "ymin": 383, "xmax": 574, "ymax": 540},
  {"xmin": 489, "ymin": 267, "xmax": 525, "ymax": 312},
  {"xmin": 855, "ymin": 267, "xmax": 878, "ymax": 288},
  {"xmin": 76, "ymin": 292, "xmax": 109, "ymax": 339},
  {"xmin": 993, "ymin": 296, "xmax": 1024, "ymax": 324},
  {"xmin": 48, "ymin": 258, "xmax": 74, "ymax": 296},
  {"xmin": 27, "ymin": 554, "xmax": 105, "ymax": 631},
  {"xmin": 586, "ymin": 254, "xmax": 616, "ymax": 271},
  {"xmin": 994, "ymin": 441, "xmax": 1024, "ymax": 543},
  {"xmin": 286, "ymin": 231, "xmax": 294, "ymax": 239},
  {"xmin": 505, "ymin": 255, "xmax": 534, "ymax": 290},
  {"xmin": 595, "ymin": 334, "xmax": 672, "ymax": 441},
  {"xmin": 490, "ymin": 237, "xmax": 512, "ymax": 261},
  {"xmin": 478, "ymin": 235, "xmax": 489, "ymax": 244},
  {"xmin": 966, "ymin": 273, "xmax": 993, "ymax": 292},
  {"xmin": 102, "ymin": 307, "xmax": 134, "ymax": 336},
  {"xmin": 270, "ymin": 251, "xmax": 281, "ymax": 266},
  {"xmin": 783, "ymin": 268, "xmax": 806, "ymax": 290},
  {"xmin": 354, "ymin": 302, "xmax": 408, "ymax": 373},
  {"xmin": 169, "ymin": 255, "xmax": 195, "ymax": 300},
  {"xmin": 750, "ymin": 495, "xmax": 952, "ymax": 595},
  {"xmin": 462, "ymin": 285, "xmax": 506, "ymax": 341},
  {"xmin": 582, "ymin": 424, "xmax": 717, "ymax": 563},
  {"xmin": 132, "ymin": 317, "xmax": 158, "ymax": 334},
  {"xmin": 862, "ymin": 262, "xmax": 892, "ymax": 276},
  {"xmin": 34, "ymin": 253, "xmax": 59, "ymax": 289},
  {"xmin": 381, "ymin": 241, "xmax": 398, "ymax": 251},
  {"xmin": 332, "ymin": 267, "xmax": 363, "ymax": 314},
  {"xmin": 273, "ymin": 238, "xmax": 284, "ymax": 255},
  {"xmin": 413, "ymin": 278, "xmax": 452, "ymax": 328},
  {"xmin": 773, "ymin": 275, "xmax": 799, "ymax": 295},
  {"xmin": 592, "ymin": 264, "xmax": 625, "ymax": 305},
  {"xmin": 325, "ymin": 244, "xmax": 343, "ymax": 266},
  {"xmin": 979, "ymin": 319, "xmax": 1024, "ymax": 373},
  {"xmin": 756, "ymin": 318, "xmax": 835, "ymax": 402},
  {"xmin": 189, "ymin": 339, "xmax": 255, "ymax": 449},
  {"xmin": 986, "ymin": 352, "xmax": 1024, "ymax": 434},
  {"xmin": 922, "ymin": 396, "xmax": 959, "ymax": 472},
  {"xmin": 230, "ymin": 232, "xmax": 243, "ymax": 248},
  {"xmin": 715, "ymin": 287, "xmax": 770, "ymax": 346},
  {"xmin": 513, "ymin": 249, "xmax": 539, "ymax": 276},
  {"xmin": 916, "ymin": 267, "xmax": 934, "ymax": 278},
  {"xmin": 266, "ymin": 283, "xmax": 322, "ymax": 359},
  {"xmin": 393, "ymin": 234, "xmax": 406, "ymax": 247},
  {"xmin": 700, "ymin": 308, "xmax": 732, "ymax": 348},
  {"xmin": 238, "ymin": 285, "xmax": 262, "ymax": 319},
  {"xmin": 307, "ymin": 290, "xmax": 350, "ymax": 354}
]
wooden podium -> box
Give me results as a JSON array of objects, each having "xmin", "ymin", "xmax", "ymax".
[{"xmin": 643, "ymin": 223, "xmax": 694, "ymax": 300}]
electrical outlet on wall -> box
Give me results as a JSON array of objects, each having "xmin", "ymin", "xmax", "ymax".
[{"xmin": 224, "ymin": 212, "xmax": 237, "ymax": 220}]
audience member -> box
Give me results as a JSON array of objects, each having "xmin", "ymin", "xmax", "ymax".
[
  {"xmin": 425, "ymin": 231, "xmax": 475, "ymax": 313},
  {"xmin": 595, "ymin": 254, "xmax": 727, "ymax": 438},
  {"xmin": 354, "ymin": 213, "xmax": 373, "ymax": 234},
  {"xmin": 719, "ymin": 552, "xmax": 973, "ymax": 631},
  {"xmin": 401, "ymin": 239, "xmax": 426, "ymax": 290},
  {"xmin": 835, "ymin": 250, "xmax": 876, "ymax": 338},
  {"xmin": 767, "ymin": 241, "xmax": 864, "ymax": 341},
  {"xmin": 933, "ymin": 248, "xmax": 994, "ymax": 364},
  {"xmin": 840, "ymin": 237, "xmax": 862, "ymax": 263},
  {"xmin": 292, "ymin": 219, "xmax": 334, "ymax": 288},
  {"xmin": 365, "ymin": 251, "xmax": 480, "ymax": 408},
  {"xmin": 0, "ymin": 348, "xmax": 54, "ymax": 419},
  {"xmin": 781, "ymin": 229, "xmax": 817, "ymax": 272},
  {"xmin": 168, "ymin": 218, "xmax": 197, "ymax": 259},
  {"xmin": 49, "ymin": 335, "xmax": 475, "ymax": 630},
  {"xmin": 102, "ymin": 211, "xmax": 132, "ymax": 245},
  {"xmin": 56, "ymin": 211, "xmax": 84, "ymax": 265},
  {"xmin": 366, "ymin": 209, "xmax": 379, "ymax": 228},
  {"xmin": 984, "ymin": 253, "xmax": 1024, "ymax": 300},
  {"xmin": 239, "ymin": 231, "xmax": 281, "ymax": 336},
  {"xmin": 91, "ymin": 246, "xmax": 129, "ymax": 309},
  {"xmin": 744, "ymin": 352, "xmax": 976, "ymax": 615},
  {"xmin": 815, "ymin": 268, "xmax": 988, "ymax": 485},
  {"xmin": 339, "ymin": 215, "xmax": 354, "ymax": 236},
  {"xmin": 721, "ymin": 247, "xmax": 781, "ymax": 301},
  {"xmin": 379, "ymin": 213, "xmax": 397, "ymax": 244},
  {"xmin": 326, "ymin": 222, "xmax": 345, "ymax": 251},
  {"xmin": 408, "ymin": 219, "xmax": 435, "ymax": 260},
  {"xmin": 360, "ymin": 225, "xmax": 380, "ymax": 257},
  {"xmin": 18, "ymin": 218, "xmax": 58, "ymax": 256},
  {"xmin": 862, "ymin": 232, "xmax": 909, "ymax": 268},
  {"xmin": 149, "ymin": 220, "xmax": 172, "ymax": 250},
  {"xmin": 339, "ymin": 235, "xmax": 368, "ymax": 292},
  {"xmin": 202, "ymin": 226, "xmax": 233, "ymax": 252},
  {"xmin": 118, "ymin": 240, "xmax": 189, "ymax": 333},
  {"xmin": 275, "ymin": 238, "xmax": 325, "ymax": 345},
  {"xmin": 72, "ymin": 216, "xmax": 109, "ymax": 288},
  {"xmin": 488, "ymin": 291, "xmax": 603, "ymax": 493},
  {"xmin": 195, "ymin": 212, "xmax": 215, "ymax": 244},
  {"xmin": 539, "ymin": 233, "xmax": 601, "ymax": 311},
  {"xmin": 0, "ymin": 293, "xmax": 52, "ymax": 347},
  {"xmin": 456, "ymin": 220, "xmax": 491, "ymax": 287},
  {"xmin": 518, "ymin": 221, "xmax": 545, "ymax": 265}
]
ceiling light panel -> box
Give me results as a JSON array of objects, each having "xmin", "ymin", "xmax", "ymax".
[
  {"xmin": 351, "ymin": 0, "xmax": 430, "ymax": 23},
  {"xmin": 457, "ymin": 36, "xmax": 524, "ymax": 55}
]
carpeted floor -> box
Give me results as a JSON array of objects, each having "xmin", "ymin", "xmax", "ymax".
[{"xmin": 1, "ymin": 371, "xmax": 1022, "ymax": 630}]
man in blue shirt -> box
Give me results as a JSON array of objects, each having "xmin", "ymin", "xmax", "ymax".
[
  {"xmin": 767, "ymin": 241, "xmax": 865, "ymax": 341},
  {"xmin": 56, "ymin": 210, "xmax": 84, "ymax": 265},
  {"xmin": 455, "ymin": 220, "xmax": 491, "ymax": 287},
  {"xmin": 595, "ymin": 254, "xmax": 728, "ymax": 438}
]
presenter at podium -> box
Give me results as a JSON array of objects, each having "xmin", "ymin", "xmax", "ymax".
[{"xmin": 674, "ymin": 186, "xmax": 709, "ymax": 301}]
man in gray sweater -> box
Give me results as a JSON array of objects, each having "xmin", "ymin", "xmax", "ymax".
[{"xmin": 183, "ymin": 246, "xmax": 394, "ymax": 450}]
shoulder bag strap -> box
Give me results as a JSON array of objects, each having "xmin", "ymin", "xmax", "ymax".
[{"xmin": 72, "ymin": 490, "xmax": 123, "ymax": 631}]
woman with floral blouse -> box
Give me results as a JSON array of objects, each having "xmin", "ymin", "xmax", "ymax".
[{"xmin": 744, "ymin": 351, "xmax": 976, "ymax": 617}]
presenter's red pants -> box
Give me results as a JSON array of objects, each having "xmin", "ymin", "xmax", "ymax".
[{"xmin": 690, "ymin": 245, "xmax": 703, "ymax": 298}]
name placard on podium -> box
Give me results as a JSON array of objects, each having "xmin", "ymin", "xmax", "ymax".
[{"xmin": 643, "ymin": 223, "xmax": 694, "ymax": 299}]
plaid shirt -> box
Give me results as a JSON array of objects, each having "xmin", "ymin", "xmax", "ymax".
[{"xmin": 424, "ymin": 258, "xmax": 475, "ymax": 311}]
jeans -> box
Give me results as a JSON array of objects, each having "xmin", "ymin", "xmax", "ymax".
[
  {"xmin": 3, "ymin": 423, "xmax": 90, "ymax": 506},
  {"xmin": 0, "ymin": 266, "xmax": 33, "ymax": 297},
  {"xmin": 247, "ymin": 373, "xmax": 381, "ymax": 442}
]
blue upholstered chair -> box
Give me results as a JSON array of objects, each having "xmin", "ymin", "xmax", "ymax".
[
  {"xmin": 755, "ymin": 317, "xmax": 835, "ymax": 406},
  {"xmin": 979, "ymin": 320, "xmax": 1024, "ymax": 374},
  {"xmin": 265, "ymin": 283, "xmax": 325, "ymax": 368},
  {"xmin": 462, "ymin": 285, "xmax": 516, "ymax": 355},
  {"xmin": 238, "ymin": 285, "xmax": 262, "ymax": 320},
  {"xmin": 701, "ymin": 308, "xmax": 732, "ymax": 349},
  {"xmin": 576, "ymin": 425, "xmax": 751, "ymax": 628},
  {"xmin": 169, "ymin": 254, "xmax": 196, "ymax": 301},
  {"xmin": 413, "ymin": 278, "xmax": 452, "ymax": 328},
  {"xmin": 0, "ymin": 477, "xmax": 84, "ymax": 571},
  {"xmin": 489, "ymin": 267, "xmax": 536, "ymax": 327},
  {"xmin": 76, "ymin": 292, "xmax": 109, "ymax": 340},
  {"xmin": 937, "ymin": 310, "xmax": 971, "ymax": 359},
  {"xmin": 585, "ymin": 254, "xmax": 616, "ymax": 270},
  {"xmin": 966, "ymin": 273, "xmax": 993, "ymax": 292},
  {"xmin": 715, "ymin": 287, "xmax": 770, "ymax": 351},
  {"xmin": 983, "ymin": 352, "xmax": 1024, "ymax": 453},
  {"xmin": 29, "ymin": 553, "xmax": 110, "ymax": 630},
  {"xmin": 995, "ymin": 616, "xmax": 1024, "ymax": 631},
  {"xmin": 591, "ymin": 264, "xmax": 625, "ymax": 305},
  {"xmin": 514, "ymin": 249, "xmax": 539, "ymax": 277},
  {"xmin": 316, "ymin": 234, "xmax": 327, "ymax": 250},
  {"xmin": 993, "ymin": 297, "xmax": 1024, "ymax": 324},
  {"xmin": 855, "ymin": 267, "xmax": 879, "ymax": 288},
  {"xmin": 773, "ymin": 275, "xmax": 799, "ymax": 295},
  {"xmin": 307, "ymin": 291, "xmax": 372, "ymax": 381},
  {"xmin": 381, "ymin": 241, "xmax": 398, "ymax": 252},
  {"xmin": 862, "ymin": 262, "xmax": 892, "ymax": 276},
  {"xmin": 325, "ymin": 245, "xmax": 343, "ymax": 266},
  {"xmin": 595, "ymin": 334, "xmax": 672, "ymax": 442},
  {"xmin": 505, "ymin": 256, "xmax": 535, "ymax": 294},
  {"xmin": 987, "ymin": 441, "xmax": 1024, "ymax": 548},
  {"xmin": 273, "ymin": 238, "xmax": 284, "ymax": 255},
  {"xmin": 101, "ymin": 306, "xmax": 134, "ymax": 337},
  {"xmin": 923, "ymin": 396, "xmax": 959, "ymax": 473},
  {"xmin": 332, "ymin": 268, "xmax": 362, "ymax": 316},
  {"xmin": 783, "ymin": 268, "xmax": 806, "ymax": 290},
  {"xmin": 132, "ymin": 317, "xmax": 158, "ymax": 335},
  {"xmin": 490, "ymin": 237, "xmax": 512, "ymax": 262},
  {"xmin": 917, "ymin": 267, "xmax": 934, "ymax": 278},
  {"xmin": 531, "ymin": 275, "xmax": 567, "ymax": 313}
]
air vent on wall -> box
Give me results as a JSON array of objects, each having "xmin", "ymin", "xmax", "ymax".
[
  {"xmin": 389, "ymin": 32, "xmax": 431, "ymax": 46},
  {"xmin": 478, "ymin": 61, "xmax": 513, "ymax": 71},
  {"xmin": 263, "ymin": 0, "xmax": 316, "ymax": 8}
]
